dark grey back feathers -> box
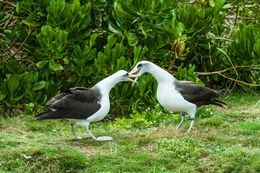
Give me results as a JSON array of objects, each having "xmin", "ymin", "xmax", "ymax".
[
  {"xmin": 174, "ymin": 80, "xmax": 226, "ymax": 107},
  {"xmin": 37, "ymin": 87, "xmax": 102, "ymax": 120}
]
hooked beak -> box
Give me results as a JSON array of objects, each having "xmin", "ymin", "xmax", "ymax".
[
  {"xmin": 127, "ymin": 77, "xmax": 135, "ymax": 82},
  {"xmin": 128, "ymin": 68, "xmax": 141, "ymax": 86}
]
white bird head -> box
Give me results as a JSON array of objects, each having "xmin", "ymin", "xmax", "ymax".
[
  {"xmin": 128, "ymin": 61, "xmax": 151, "ymax": 83},
  {"xmin": 113, "ymin": 70, "xmax": 135, "ymax": 82}
]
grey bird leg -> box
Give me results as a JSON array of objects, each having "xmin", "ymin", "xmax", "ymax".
[
  {"xmin": 187, "ymin": 117, "xmax": 195, "ymax": 133},
  {"xmin": 71, "ymin": 123, "xmax": 82, "ymax": 140},
  {"xmin": 84, "ymin": 122, "xmax": 97, "ymax": 140},
  {"xmin": 177, "ymin": 113, "xmax": 186, "ymax": 130},
  {"xmin": 84, "ymin": 121, "xmax": 113, "ymax": 141}
]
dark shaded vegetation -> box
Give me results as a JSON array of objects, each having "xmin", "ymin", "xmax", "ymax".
[{"xmin": 0, "ymin": 0, "xmax": 259, "ymax": 116}]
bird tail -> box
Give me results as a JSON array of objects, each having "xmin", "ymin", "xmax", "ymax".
[
  {"xmin": 36, "ymin": 110, "xmax": 65, "ymax": 121},
  {"xmin": 210, "ymin": 99, "xmax": 227, "ymax": 109}
]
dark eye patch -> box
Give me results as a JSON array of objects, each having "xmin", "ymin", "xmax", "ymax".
[
  {"xmin": 124, "ymin": 72, "xmax": 128, "ymax": 76},
  {"xmin": 137, "ymin": 63, "xmax": 142, "ymax": 68}
]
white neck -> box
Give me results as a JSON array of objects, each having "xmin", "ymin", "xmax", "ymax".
[
  {"xmin": 146, "ymin": 63, "xmax": 175, "ymax": 84},
  {"xmin": 94, "ymin": 73, "xmax": 121, "ymax": 96}
]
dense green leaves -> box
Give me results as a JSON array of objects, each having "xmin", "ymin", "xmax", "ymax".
[
  {"xmin": 0, "ymin": 0, "xmax": 259, "ymax": 115},
  {"xmin": 37, "ymin": 25, "xmax": 68, "ymax": 60},
  {"xmin": 176, "ymin": 64, "xmax": 205, "ymax": 86},
  {"xmin": 229, "ymin": 23, "xmax": 260, "ymax": 65}
]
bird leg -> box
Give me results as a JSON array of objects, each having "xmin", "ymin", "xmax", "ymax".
[
  {"xmin": 71, "ymin": 123, "xmax": 82, "ymax": 140},
  {"xmin": 187, "ymin": 117, "xmax": 195, "ymax": 133},
  {"xmin": 84, "ymin": 122, "xmax": 113, "ymax": 141},
  {"xmin": 177, "ymin": 113, "xmax": 186, "ymax": 130}
]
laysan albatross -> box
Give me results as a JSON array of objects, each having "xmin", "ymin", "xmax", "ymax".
[
  {"xmin": 37, "ymin": 70, "xmax": 134, "ymax": 141},
  {"xmin": 129, "ymin": 61, "xmax": 226, "ymax": 132}
]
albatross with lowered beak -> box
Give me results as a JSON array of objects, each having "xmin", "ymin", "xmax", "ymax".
[
  {"xmin": 129, "ymin": 61, "xmax": 226, "ymax": 132},
  {"xmin": 37, "ymin": 70, "xmax": 134, "ymax": 141}
]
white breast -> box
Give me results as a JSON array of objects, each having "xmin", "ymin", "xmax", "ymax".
[
  {"xmin": 157, "ymin": 84, "xmax": 196, "ymax": 113},
  {"xmin": 86, "ymin": 96, "xmax": 110, "ymax": 122}
]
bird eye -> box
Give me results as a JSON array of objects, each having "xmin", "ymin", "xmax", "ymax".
[
  {"xmin": 137, "ymin": 63, "xmax": 142, "ymax": 68},
  {"xmin": 124, "ymin": 72, "xmax": 128, "ymax": 76}
]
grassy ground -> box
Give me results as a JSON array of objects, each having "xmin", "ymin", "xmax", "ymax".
[{"xmin": 0, "ymin": 92, "xmax": 259, "ymax": 172}]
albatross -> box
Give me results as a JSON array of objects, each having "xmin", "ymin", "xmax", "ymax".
[
  {"xmin": 129, "ymin": 61, "xmax": 226, "ymax": 132},
  {"xmin": 37, "ymin": 70, "xmax": 134, "ymax": 141}
]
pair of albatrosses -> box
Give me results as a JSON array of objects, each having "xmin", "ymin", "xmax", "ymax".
[{"xmin": 37, "ymin": 61, "xmax": 226, "ymax": 141}]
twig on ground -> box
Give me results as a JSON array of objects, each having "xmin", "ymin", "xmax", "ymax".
[
  {"xmin": 198, "ymin": 65, "xmax": 260, "ymax": 76},
  {"xmin": 218, "ymin": 73, "xmax": 260, "ymax": 87},
  {"xmin": 3, "ymin": 11, "xmax": 14, "ymax": 29},
  {"xmin": 7, "ymin": 28, "xmax": 33, "ymax": 61},
  {"xmin": 1, "ymin": 1, "xmax": 16, "ymax": 7},
  {"xmin": 228, "ymin": 26, "xmax": 233, "ymax": 37},
  {"xmin": 217, "ymin": 47, "xmax": 238, "ymax": 76},
  {"xmin": 198, "ymin": 65, "xmax": 260, "ymax": 87}
]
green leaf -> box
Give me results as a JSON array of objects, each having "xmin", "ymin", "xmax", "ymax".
[
  {"xmin": 107, "ymin": 35, "xmax": 116, "ymax": 46},
  {"xmin": 108, "ymin": 23, "xmax": 123, "ymax": 37},
  {"xmin": 16, "ymin": 2, "xmax": 21, "ymax": 14},
  {"xmin": 126, "ymin": 31, "xmax": 138, "ymax": 46},
  {"xmin": 90, "ymin": 33, "xmax": 98, "ymax": 48},
  {"xmin": 5, "ymin": 60, "xmax": 26, "ymax": 73},
  {"xmin": 0, "ymin": 53, "xmax": 6, "ymax": 58},
  {"xmin": 7, "ymin": 75, "xmax": 20, "ymax": 95},
  {"xmin": 3, "ymin": 100, "xmax": 11, "ymax": 108},
  {"xmin": 0, "ymin": 94, "xmax": 6, "ymax": 101},
  {"xmin": 176, "ymin": 22, "xmax": 184, "ymax": 35},
  {"xmin": 209, "ymin": 0, "xmax": 215, "ymax": 7},
  {"xmin": 254, "ymin": 39, "xmax": 260, "ymax": 57},
  {"xmin": 0, "ymin": 13, "xmax": 10, "ymax": 24},
  {"xmin": 49, "ymin": 59, "xmax": 64, "ymax": 71},
  {"xmin": 86, "ymin": 48, "xmax": 97, "ymax": 61},
  {"xmin": 22, "ymin": 18, "xmax": 40, "ymax": 27},
  {"xmin": 36, "ymin": 60, "xmax": 48, "ymax": 69},
  {"xmin": 14, "ymin": 94, "xmax": 24, "ymax": 102},
  {"xmin": 32, "ymin": 81, "xmax": 46, "ymax": 90}
]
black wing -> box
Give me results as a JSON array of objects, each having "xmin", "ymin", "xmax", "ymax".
[
  {"xmin": 174, "ymin": 81, "xmax": 226, "ymax": 107},
  {"xmin": 37, "ymin": 87, "xmax": 102, "ymax": 120}
]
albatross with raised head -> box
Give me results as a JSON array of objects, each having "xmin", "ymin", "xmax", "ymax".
[
  {"xmin": 129, "ymin": 61, "xmax": 226, "ymax": 132},
  {"xmin": 37, "ymin": 70, "xmax": 134, "ymax": 141}
]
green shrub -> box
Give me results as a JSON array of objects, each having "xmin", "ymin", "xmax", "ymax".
[
  {"xmin": 228, "ymin": 23, "xmax": 260, "ymax": 85},
  {"xmin": 0, "ymin": 0, "xmax": 259, "ymax": 115}
]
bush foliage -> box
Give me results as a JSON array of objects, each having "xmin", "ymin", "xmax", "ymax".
[{"xmin": 0, "ymin": 0, "xmax": 259, "ymax": 115}]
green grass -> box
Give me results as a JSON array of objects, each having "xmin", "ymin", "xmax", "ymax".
[{"xmin": 0, "ymin": 92, "xmax": 260, "ymax": 172}]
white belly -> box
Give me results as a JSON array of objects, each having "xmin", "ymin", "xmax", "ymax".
[
  {"xmin": 157, "ymin": 84, "xmax": 196, "ymax": 113},
  {"xmin": 86, "ymin": 96, "xmax": 110, "ymax": 122}
]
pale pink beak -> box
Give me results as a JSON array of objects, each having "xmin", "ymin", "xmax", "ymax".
[{"xmin": 129, "ymin": 68, "xmax": 141, "ymax": 85}]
